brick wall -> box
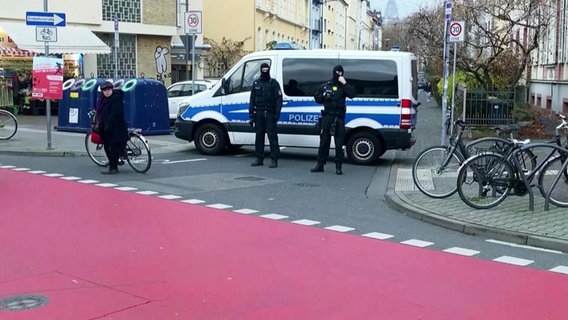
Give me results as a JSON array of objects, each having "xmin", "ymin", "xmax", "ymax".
[
  {"xmin": 138, "ymin": 35, "xmax": 173, "ymax": 87},
  {"xmin": 142, "ymin": 0, "xmax": 176, "ymax": 25}
]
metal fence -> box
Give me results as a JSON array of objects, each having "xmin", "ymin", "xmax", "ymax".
[{"xmin": 454, "ymin": 85, "xmax": 516, "ymax": 126}]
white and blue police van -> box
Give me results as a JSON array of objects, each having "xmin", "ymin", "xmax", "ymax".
[{"xmin": 174, "ymin": 49, "xmax": 419, "ymax": 165}]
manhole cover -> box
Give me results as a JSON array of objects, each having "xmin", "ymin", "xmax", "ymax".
[
  {"xmin": 0, "ymin": 295, "xmax": 49, "ymax": 311},
  {"xmin": 235, "ymin": 176, "xmax": 266, "ymax": 181}
]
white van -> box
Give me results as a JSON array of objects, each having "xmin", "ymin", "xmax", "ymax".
[{"xmin": 174, "ymin": 49, "xmax": 419, "ymax": 165}]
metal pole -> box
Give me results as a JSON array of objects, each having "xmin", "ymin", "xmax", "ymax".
[
  {"xmin": 114, "ymin": 15, "xmax": 119, "ymax": 78},
  {"xmin": 440, "ymin": 1, "xmax": 452, "ymax": 145},
  {"xmin": 191, "ymin": 34, "xmax": 196, "ymax": 95},
  {"xmin": 44, "ymin": 0, "xmax": 53, "ymax": 150},
  {"xmin": 185, "ymin": 0, "xmax": 190, "ymax": 80},
  {"xmin": 450, "ymin": 42, "xmax": 457, "ymax": 136}
]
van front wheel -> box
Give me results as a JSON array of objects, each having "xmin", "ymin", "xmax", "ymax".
[
  {"xmin": 194, "ymin": 123, "xmax": 227, "ymax": 155},
  {"xmin": 346, "ymin": 132, "xmax": 382, "ymax": 165}
]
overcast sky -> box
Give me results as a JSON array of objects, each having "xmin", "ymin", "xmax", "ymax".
[{"xmin": 369, "ymin": 0, "xmax": 431, "ymax": 19}]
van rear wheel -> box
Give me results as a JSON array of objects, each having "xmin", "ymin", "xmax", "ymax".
[
  {"xmin": 346, "ymin": 132, "xmax": 382, "ymax": 165},
  {"xmin": 194, "ymin": 123, "xmax": 228, "ymax": 155}
]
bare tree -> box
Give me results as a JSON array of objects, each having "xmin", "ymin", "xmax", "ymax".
[{"xmin": 203, "ymin": 37, "xmax": 251, "ymax": 78}]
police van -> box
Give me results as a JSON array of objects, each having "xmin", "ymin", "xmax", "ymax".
[{"xmin": 174, "ymin": 49, "xmax": 419, "ymax": 165}]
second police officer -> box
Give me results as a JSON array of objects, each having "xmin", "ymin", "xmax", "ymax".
[
  {"xmin": 248, "ymin": 62, "xmax": 283, "ymax": 168},
  {"xmin": 311, "ymin": 65, "xmax": 356, "ymax": 175}
]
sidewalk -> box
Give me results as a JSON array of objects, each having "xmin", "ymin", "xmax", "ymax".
[{"xmin": 2, "ymin": 112, "xmax": 568, "ymax": 252}]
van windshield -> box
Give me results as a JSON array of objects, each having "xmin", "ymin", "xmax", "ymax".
[{"xmin": 282, "ymin": 58, "xmax": 399, "ymax": 98}]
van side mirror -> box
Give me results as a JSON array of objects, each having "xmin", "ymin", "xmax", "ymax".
[{"xmin": 221, "ymin": 78, "xmax": 227, "ymax": 95}]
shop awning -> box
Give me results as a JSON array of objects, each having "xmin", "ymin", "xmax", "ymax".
[
  {"xmin": 0, "ymin": 22, "xmax": 110, "ymax": 55},
  {"xmin": 0, "ymin": 46, "xmax": 37, "ymax": 57}
]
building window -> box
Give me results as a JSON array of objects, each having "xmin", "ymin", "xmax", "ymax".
[
  {"xmin": 102, "ymin": 0, "xmax": 141, "ymax": 23},
  {"xmin": 97, "ymin": 33, "xmax": 137, "ymax": 78}
]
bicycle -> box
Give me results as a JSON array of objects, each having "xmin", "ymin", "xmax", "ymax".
[
  {"xmin": 85, "ymin": 111, "xmax": 152, "ymax": 173},
  {"xmin": 0, "ymin": 109, "xmax": 18, "ymax": 140},
  {"xmin": 456, "ymin": 112, "xmax": 568, "ymax": 209},
  {"xmin": 412, "ymin": 119, "xmax": 536, "ymax": 198}
]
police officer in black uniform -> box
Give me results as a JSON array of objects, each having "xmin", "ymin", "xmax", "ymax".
[
  {"xmin": 310, "ymin": 65, "xmax": 356, "ymax": 175},
  {"xmin": 249, "ymin": 62, "xmax": 283, "ymax": 168}
]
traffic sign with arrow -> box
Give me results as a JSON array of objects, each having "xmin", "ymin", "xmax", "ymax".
[{"xmin": 26, "ymin": 11, "xmax": 66, "ymax": 27}]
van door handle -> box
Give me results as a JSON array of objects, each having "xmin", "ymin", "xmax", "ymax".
[{"xmin": 282, "ymin": 99, "xmax": 290, "ymax": 104}]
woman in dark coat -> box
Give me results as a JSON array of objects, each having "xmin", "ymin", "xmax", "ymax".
[{"xmin": 96, "ymin": 80, "xmax": 128, "ymax": 174}]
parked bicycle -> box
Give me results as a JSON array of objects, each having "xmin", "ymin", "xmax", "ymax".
[
  {"xmin": 85, "ymin": 111, "xmax": 152, "ymax": 173},
  {"xmin": 0, "ymin": 109, "xmax": 18, "ymax": 140},
  {"xmin": 456, "ymin": 112, "xmax": 568, "ymax": 209},
  {"xmin": 412, "ymin": 119, "xmax": 536, "ymax": 198}
]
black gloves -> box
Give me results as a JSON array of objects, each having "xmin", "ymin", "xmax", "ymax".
[{"xmin": 248, "ymin": 119, "xmax": 255, "ymax": 128}]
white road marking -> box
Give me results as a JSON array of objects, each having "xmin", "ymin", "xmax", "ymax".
[
  {"xmin": 325, "ymin": 225, "xmax": 355, "ymax": 232},
  {"xmin": 12, "ymin": 167, "xmax": 30, "ymax": 171},
  {"xmin": 115, "ymin": 186, "xmax": 138, "ymax": 191},
  {"xmin": 78, "ymin": 180, "xmax": 99, "ymax": 184},
  {"xmin": 161, "ymin": 159, "xmax": 207, "ymax": 164},
  {"xmin": 493, "ymin": 256, "xmax": 534, "ymax": 266},
  {"xmin": 401, "ymin": 239, "xmax": 434, "ymax": 248},
  {"xmin": 260, "ymin": 213, "xmax": 289, "ymax": 220},
  {"xmin": 181, "ymin": 199, "xmax": 206, "ymax": 204},
  {"xmin": 43, "ymin": 173, "xmax": 64, "ymax": 177},
  {"xmin": 28, "ymin": 170, "xmax": 47, "ymax": 174},
  {"xmin": 137, "ymin": 191, "xmax": 159, "ymax": 195},
  {"xmin": 233, "ymin": 209, "xmax": 259, "ymax": 214},
  {"xmin": 443, "ymin": 247, "xmax": 480, "ymax": 256},
  {"xmin": 0, "ymin": 165, "xmax": 16, "ymax": 168},
  {"xmin": 292, "ymin": 219, "xmax": 321, "ymax": 226},
  {"xmin": 362, "ymin": 232, "xmax": 394, "ymax": 240},
  {"xmin": 206, "ymin": 203, "xmax": 233, "ymax": 209},
  {"xmin": 486, "ymin": 239, "xmax": 564, "ymax": 254},
  {"xmin": 96, "ymin": 183, "xmax": 118, "ymax": 187},
  {"xmin": 60, "ymin": 176, "xmax": 82, "ymax": 181},
  {"xmin": 549, "ymin": 266, "xmax": 568, "ymax": 275},
  {"xmin": 158, "ymin": 195, "xmax": 183, "ymax": 200}
]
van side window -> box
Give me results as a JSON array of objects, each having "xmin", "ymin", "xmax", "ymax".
[
  {"xmin": 282, "ymin": 58, "xmax": 399, "ymax": 98},
  {"xmin": 226, "ymin": 59, "xmax": 271, "ymax": 94}
]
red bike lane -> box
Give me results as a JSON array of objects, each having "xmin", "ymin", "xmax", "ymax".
[{"xmin": 1, "ymin": 168, "xmax": 567, "ymax": 319}]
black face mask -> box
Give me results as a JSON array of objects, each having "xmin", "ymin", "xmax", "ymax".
[
  {"xmin": 332, "ymin": 65, "xmax": 344, "ymax": 84},
  {"xmin": 260, "ymin": 63, "xmax": 270, "ymax": 80}
]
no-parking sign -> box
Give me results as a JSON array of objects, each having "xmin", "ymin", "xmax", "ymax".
[
  {"xmin": 184, "ymin": 11, "xmax": 202, "ymax": 34},
  {"xmin": 448, "ymin": 21, "xmax": 465, "ymax": 42}
]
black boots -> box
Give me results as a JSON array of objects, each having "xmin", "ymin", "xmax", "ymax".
[
  {"xmin": 269, "ymin": 159, "xmax": 278, "ymax": 168},
  {"xmin": 310, "ymin": 162, "xmax": 324, "ymax": 173},
  {"xmin": 335, "ymin": 164, "xmax": 343, "ymax": 175},
  {"xmin": 101, "ymin": 168, "xmax": 118, "ymax": 175},
  {"xmin": 250, "ymin": 159, "xmax": 263, "ymax": 166}
]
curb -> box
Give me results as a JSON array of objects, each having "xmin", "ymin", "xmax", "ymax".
[{"xmin": 0, "ymin": 150, "xmax": 88, "ymax": 157}]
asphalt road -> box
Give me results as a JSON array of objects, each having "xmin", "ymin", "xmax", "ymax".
[{"xmin": 2, "ymin": 145, "xmax": 566, "ymax": 273}]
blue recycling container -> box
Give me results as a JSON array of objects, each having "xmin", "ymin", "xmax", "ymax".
[
  {"xmin": 57, "ymin": 78, "xmax": 170, "ymax": 135},
  {"xmin": 57, "ymin": 78, "xmax": 104, "ymax": 132}
]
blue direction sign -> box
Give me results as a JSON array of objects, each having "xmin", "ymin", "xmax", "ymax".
[{"xmin": 26, "ymin": 11, "xmax": 66, "ymax": 27}]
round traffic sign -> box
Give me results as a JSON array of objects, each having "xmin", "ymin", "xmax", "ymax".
[
  {"xmin": 187, "ymin": 13, "xmax": 199, "ymax": 28},
  {"xmin": 450, "ymin": 22, "xmax": 462, "ymax": 37}
]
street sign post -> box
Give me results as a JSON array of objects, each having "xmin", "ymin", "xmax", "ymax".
[
  {"xmin": 35, "ymin": 26, "xmax": 57, "ymax": 42},
  {"xmin": 449, "ymin": 21, "xmax": 465, "ymax": 43},
  {"xmin": 26, "ymin": 11, "xmax": 66, "ymax": 27},
  {"xmin": 184, "ymin": 11, "xmax": 203, "ymax": 94}
]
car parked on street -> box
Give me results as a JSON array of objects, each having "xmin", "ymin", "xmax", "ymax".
[{"xmin": 167, "ymin": 80, "xmax": 215, "ymax": 121}]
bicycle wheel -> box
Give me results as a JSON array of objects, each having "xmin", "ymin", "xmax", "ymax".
[
  {"xmin": 539, "ymin": 155, "xmax": 568, "ymax": 207},
  {"xmin": 0, "ymin": 110, "xmax": 18, "ymax": 140},
  {"xmin": 457, "ymin": 153, "xmax": 514, "ymax": 209},
  {"xmin": 412, "ymin": 145, "xmax": 464, "ymax": 198},
  {"xmin": 84, "ymin": 132, "xmax": 109, "ymax": 167},
  {"xmin": 126, "ymin": 134, "xmax": 152, "ymax": 173}
]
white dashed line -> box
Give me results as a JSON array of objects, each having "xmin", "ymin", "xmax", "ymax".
[
  {"xmin": 43, "ymin": 173, "xmax": 64, "ymax": 177},
  {"xmin": 137, "ymin": 191, "xmax": 160, "ymax": 195},
  {"xmin": 0, "ymin": 165, "xmax": 16, "ymax": 168},
  {"xmin": 181, "ymin": 199, "xmax": 206, "ymax": 204},
  {"xmin": 362, "ymin": 232, "xmax": 394, "ymax": 240},
  {"xmin": 158, "ymin": 195, "xmax": 183, "ymax": 200},
  {"xmin": 549, "ymin": 266, "xmax": 568, "ymax": 275},
  {"xmin": 292, "ymin": 219, "xmax": 321, "ymax": 226},
  {"xmin": 206, "ymin": 203, "xmax": 233, "ymax": 209},
  {"xmin": 28, "ymin": 170, "xmax": 47, "ymax": 174},
  {"xmin": 115, "ymin": 187, "xmax": 138, "ymax": 191},
  {"xmin": 12, "ymin": 168, "xmax": 30, "ymax": 171},
  {"xmin": 60, "ymin": 176, "xmax": 82, "ymax": 181},
  {"xmin": 443, "ymin": 247, "xmax": 480, "ymax": 256},
  {"xmin": 96, "ymin": 183, "xmax": 118, "ymax": 187},
  {"xmin": 78, "ymin": 180, "xmax": 99, "ymax": 184},
  {"xmin": 401, "ymin": 239, "xmax": 434, "ymax": 248},
  {"xmin": 325, "ymin": 225, "xmax": 355, "ymax": 233},
  {"xmin": 233, "ymin": 209, "xmax": 259, "ymax": 214},
  {"xmin": 260, "ymin": 213, "xmax": 289, "ymax": 220},
  {"xmin": 493, "ymin": 256, "xmax": 534, "ymax": 266}
]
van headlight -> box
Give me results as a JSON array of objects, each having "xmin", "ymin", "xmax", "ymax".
[{"xmin": 177, "ymin": 103, "xmax": 190, "ymax": 118}]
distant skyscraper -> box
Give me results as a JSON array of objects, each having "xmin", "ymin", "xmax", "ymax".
[{"xmin": 384, "ymin": 0, "xmax": 399, "ymax": 24}]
